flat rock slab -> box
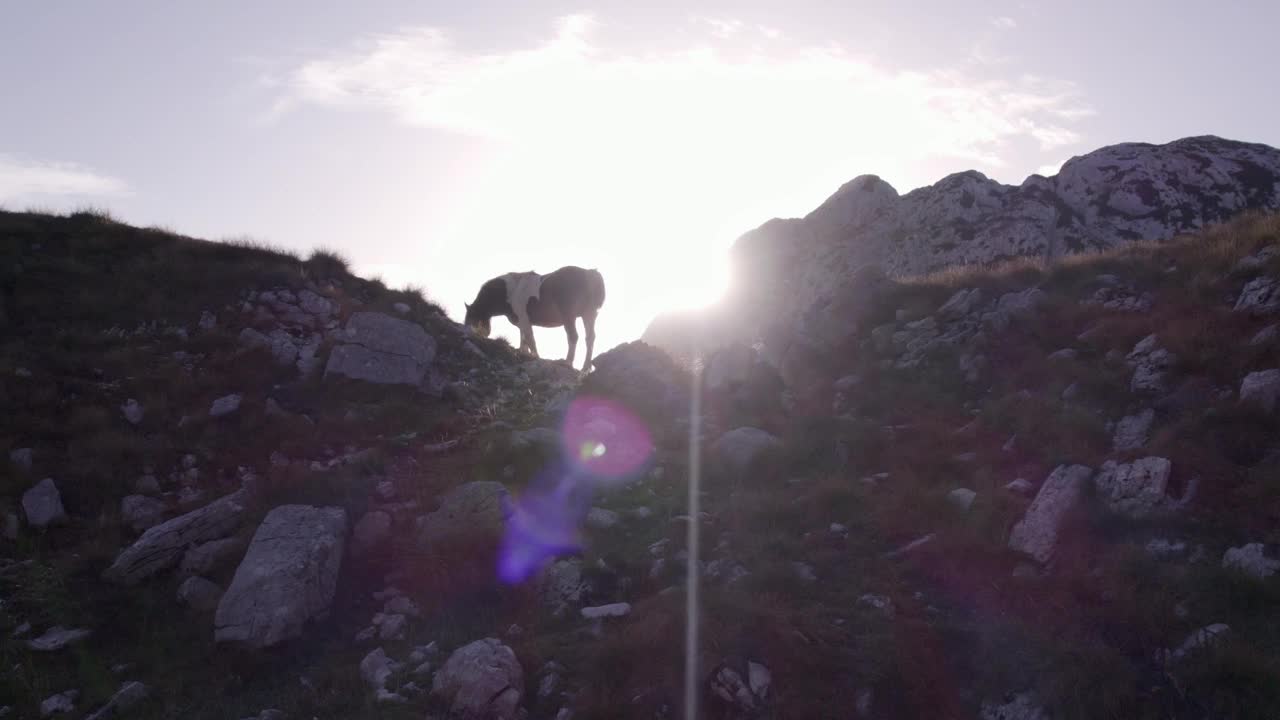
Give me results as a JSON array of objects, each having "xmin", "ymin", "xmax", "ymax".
[
  {"xmin": 28, "ymin": 626, "xmax": 91, "ymax": 652},
  {"xmin": 103, "ymin": 491, "xmax": 247, "ymax": 585},
  {"xmin": 214, "ymin": 505, "xmax": 347, "ymax": 648},
  {"xmin": 324, "ymin": 312, "xmax": 436, "ymax": 386},
  {"xmin": 1008, "ymin": 465, "xmax": 1092, "ymax": 564}
]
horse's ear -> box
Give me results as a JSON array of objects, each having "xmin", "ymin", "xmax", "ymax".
[{"xmin": 464, "ymin": 302, "xmax": 471, "ymax": 311}]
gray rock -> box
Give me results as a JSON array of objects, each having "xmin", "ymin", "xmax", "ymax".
[
  {"xmin": 1008, "ymin": 465, "xmax": 1092, "ymax": 563},
  {"xmin": 415, "ymin": 481, "xmax": 509, "ymax": 550},
  {"xmin": 1145, "ymin": 538, "xmax": 1188, "ymax": 558},
  {"xmin": 981, "ymin": 692, "xmax": 1047, "ymax": 720},
  {"xmin": 709, "ymin": 660, "xmax": 770, "ymax": 713},
  {"xmin": 28, "ymin": 626, "xmax": 92, "ymax": 651},
  {"xmin": 9, "ymin": 447, "xmax": 32, "ymax": 469},
  {"xmin": 209, "ymin": 393, "xmax": 242, "ymax": 417},
  {"xmin": 177, "ymin": 576, "xmax": 224, "ymax": 612},
  {"xmin": 1222, "ymin": 543, "xmax": 1279, "ymax": 579},
  {"xmin": 585, "ymin": 507, "xmax": 620, "ymax": 530},
  {"xmin": 104, "ymin": 491, "xmax": 247, "ymax": 585},
  {"xmin": 1167, "ymin": 623, "xmax": 1231, "ymax": 664},
  {"xmin": 1113, "ymin": 408, "xmax": 1155, "ymax": 451},
  {"xmin": 378, "ymin": 613, "xmax": 407, "ymax": 640},
  {"xmin": 392, "ymin": 301, "xmax": 410, "ymax": 314},
  {"xmin": 179, "ymin": 537, "xmax": 245, "ymax": 577},
  {"xmin": 1235, "ymin": 276, "xmax": 1280, "ymax": 315},
  {"xmin": 539, "ymin": 558, "xmax": 585, "ymax": 614},
  {"xmin": 1047, "ymin": 348, "xmax": 1077, "ymax": 362},
  {"xmin": 134, "ymin": 474, "xmax": 161, "ymax": 494},
  {"xmin": 1250, "ymin": 324, "xmax": 1279, "ymax": 346},
  {"xmin": 1126, "ymin": 335, "xmax": 1176, "ymax": 393},
  {"xmin": 352, "ymin": 510, "xmax": 392, "ymax": 557},
  {"xmin": 22, "ymin": 478, "xmax": 67, "ymax": 529},
  {"xmin": 858, "ymin": 594, "xmax": 895, "ymax": 616},
  {"xmin": 1093, "ymin": 457, "xmax": 1173, "ymax": 517},
  {"xmin": 198, "ymin": 310, "xmax": 217, "ymax": 330},
  {"xmin": 120, "ymin": 399, "xmax": 144, "ymax": 425},
  {"xmin": 580, "ymin": 603, "xmax": 631, "ymax": 619},
  {"xmin": 214, "ymin": 505, "xmax": 347, "ymax": 648},
  {"xmin": 1240, "ymin": 369, "xmax": 1280, "ymax": 413},
  {"xmin": 1005, "ymin": 478, "xmax": 1033, "ymax": 494},
  {"xmin": 384, "ymin": 595, "xmax": 421, "ymax": 617},
  {"xmin": 120, "ymin": 495, "xmax": 166, "ymax": 533},
  {"xmin": 938, "ymin": 288, "xmax": 983, "ymax": 319},
  {"xmin": 40, "ymin": 690, "xmax": 78, "ymax": 717},
  {"xmin": 360, "ymin": 647, "xmax": 400, "ymax": 692},
  {"xmin": 324, "ymin": 312, "xmax": 437, "ymax": 386},
  {"xmin": 432, "ymin": 638, "xmax": 524, "ymax": 720},
  {"xmin": 298, "ymin": 290, "xmax": 334, "ymax": 317},
  {"xmin": 712, "ymin": 427, "xmax": 783, "ymax": 476},
  {"xmin": 82, "ymin": 681, "xmax": 149, "ymax": 720},
  {"xmin": 947, "ymin": 488, "xmax": 977, "ymax": 513}
]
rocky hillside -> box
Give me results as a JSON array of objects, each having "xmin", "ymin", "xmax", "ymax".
[
  {"xmin": 647, "ymin": 136, "xmax": 1280, "ymax": 361},
  {"xmin": 4, "ymin": 207, "xmax": 1280, "ymax": 720}
]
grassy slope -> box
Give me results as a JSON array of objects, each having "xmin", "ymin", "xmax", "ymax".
[{"xmin": 2, "ymin": 209, "xmax": 1280, "ymax": 719}]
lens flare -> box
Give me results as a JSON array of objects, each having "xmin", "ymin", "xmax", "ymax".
[{"xmin": 561, "ymin": 396, "xmax": 654, "ymax": 481}]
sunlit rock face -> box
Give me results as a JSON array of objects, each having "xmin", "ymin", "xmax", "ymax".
[{"xmin": 677, "ymin": 136, "xmax": 1280, "ymax": 358}]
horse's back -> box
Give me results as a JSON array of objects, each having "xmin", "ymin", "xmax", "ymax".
[{"xmin": 541, "ymin": 266, "xmax": 605, "ymax": 314}]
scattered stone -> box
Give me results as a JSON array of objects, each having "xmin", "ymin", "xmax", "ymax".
[
  {"xmin": 981, "ymin": 692, "xmax": 1047, "ymax": 720},
  {"xmin": 104, "ymin": 491, "xmax": 247, "ymax": 585},
  {"xmin": 28, "ymin": 626, "xmax": 92, "ymax": 652},
  {"xmin": 1168, "ymin": 623, "xmax": 1231, "ymax": 664},
  {"xmin": 1126, "ymin": 335, "xmax": 1176, "ymax": 393},
  {"xmin": 120, "ymin": 399, "xmax": 144, "ymax": 425},
  {"xmin": 134, "ymin": 474, "xmax": 161, "ymax": 494},
  {"xmin": 22, "ymin": 478, "xmax": 67, "ymax": 529},
  {"xmin": 384, "ymin": 595, "xmax": 421, "ymax": 617},
  {"xmin": 1005, "ymin": 478, "xmax": 1033, "ymax": 494},
  {"xmin": 581, "ymin": 603, "xmax": 631, "ymax": 620},
  {"xmin": 585, "ymin": 507, "xmax": 620, "ymax": 530},
  {"xmin": 120, "ymin": 494, "xmax": 166, "ymax": 533},
  {"xmin": 709, "ymin": 660, "xmax": 771, "ymax": 714},
  {"xmin": 947, "ymin": 488, "xmax": 977, "ymax": 513},
  {"xmin": 858, "ymin": 594, "xmax": 895, "ymax": 616},
  {"xmin": 1008, "ymin": 465, "xmax": 1092, "ymax": 564},
  {"xmin": 539, "ymin": 558, "xmax": 585, "ymax": 615},
  {"xmin": 938, "ymin": 288, "xmax": 983, "ymax": 319},
  {"xmin": 712, "ymin": 427, "xmax": 783, "ymax": 476},
  {"xmin": 412, "ymin": 660, "xmax": 432, "ymax": 677},
  {"xmin": 1222, "ymin": 543, "xmax": 1279, "ymax": 579},
  {"xmin": 83, "ymin": 681, "xmax": 149, "ymax": 720},
  {"xmin": 1240, "ymin": 369, "xmax": 1280, "ymax": 413},
  {"xmin": 40, "ymin": 690, "xmax": 78, "ymax": 717},
  {"xmin": 360, "ymin": 647, "xmax": 400, "ymax": 692},
  {"xmin": 1250, "ymin": 324, "xmax": 1279, "ymax": 346},
  {"xmin": 1047, "ymin": 348, "xmax": 1077, "ymax": 361},
  {"xmin": 1145, "ymin": 538, "xmax": 1188, "ymax": 558},
  {"xmin": 8, "ymin": 447, "xmax": 32, "ymax": 469},
  {"xmin": 884, "ymin": 533, "xmax": 935, "ymax": 559},
  {"xmin": 432, "ymin": 638, "xmax": 524, "ymax": 720},
  {"xmin": 1234, "ymin": 276, "xmax": 1280, "ymax": 315},
  {"xmin": 1093, "ymin": 457, "xmax": 1173, "ymax": 517},
  {"xmin": 378, "ymin": 613, "xmax": 407, "ymax": 641},
  {"xmin": 352, "ymin": 510, "xmax": 392, "ymax": 557},
  {"xmin": 177, "ymin": 576, "xmax": 224, "ymax": 612},
  {"xmin": 215, "ymin": 505, "xmax": 347, "ymax": 648},
  {"xmin": 416, "ymin": 481, "xmax": 510, "ymax": 550},
  {"xmin": 209, "ymin": 393, "xmax": 242, "ymax": 417},
  {"xmin": 830, "ymin": 523, "xmax": 848, "ymax": 534},
  {"xmin": 355, "ymin": 626, "xmax": 377, "ymax": 643},
  {"xmin": 12, "ymin": 622, "xmax": 31, "ymax": 637},
  {"xmin": 792, "ymin": 562, "xmax": 818, "ymax": 581},
  {"xmin": 1113, "ymin": 408, "xmax": 1155, "ymax": 451}
]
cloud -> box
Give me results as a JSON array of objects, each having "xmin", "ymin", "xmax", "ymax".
[
  {"xmin": 282, "ymin": 14, "xmax": 1092, "ymax": 175},
  {"xmin": 991, "ymin": 16, "xmax": 1018, "ymax": 29},
  {"xmin": 0, "ymin": 154, "xmax": 128, "ymax": 202},
  {"xmin": 700, "ymin": 17, "xmax": 744, "ymax": 38}
]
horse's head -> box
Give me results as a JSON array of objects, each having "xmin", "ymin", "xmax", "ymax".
[{"xmin": 463, "ymin": 302, "xmax": 491, "ymax": 338}]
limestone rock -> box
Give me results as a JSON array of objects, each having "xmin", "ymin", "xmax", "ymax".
[
  {"xmin": 214, "ymin": 505, "xmax": 347, "ymax": 648},
  {"xmin": 1008, "ymin": 465, "xmax": 1091, "ymax": 563},
  {"xmin": 209, "ymin": 393, "xmax": 242, "ymax": 417},
  {"xmin": 1240, "ymin": 369, "xmax": 1280, "ymax": 413},
  {"xmin": 104, "ymin": 491, "xmax": 247, "ymax": 585},
  {"xmin": 120, "ymin": 494, "xmax": 166, "ymax": 533},
  {"xmin": 1093, "ymin": 457, "xmax": 1173, "ymax": 517},
  {"xmin": 325, "ymin": 311, "xmax": 437, "ymax": 386},
  {"xmin": 28, "ymin": 626, "xmax": 91, "ymax": 652},
  {"xmin": 179, "ymin": 537, "xmax": 245, "ymax": 577},
  {"xmin": 431, "ymin": 638, "xmax": 524, "ymax": 720},
  {"xmin": 177, "ymin": 576, "xmax": 224, "ymax": 612},
  {"xmin": 1113, "ymin": 408, "xmax": 1155, "ymax": 451},
  {"xmin": 1222, "ymin": 543, "xmax": 1279, "ymax": 579},
  {"xmin": 22, "ymin": 478, "xmax": 67, "ymax": 529}
]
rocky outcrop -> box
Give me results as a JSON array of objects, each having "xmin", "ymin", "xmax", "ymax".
[
  {"xmin": 104, "ymin": 491, "xmax": 247, "ymax": 585},
  {"xmin": 214, "ymin": 505, "xmax": 347, "ymax": 648},
  {"xmin": 324, "ymin": 311, "xmax": 437, "ymax": 386},
  {"xmin": 583, "ymin": 341, "xmax": 691, "ymax": 423},
  {"xmin": 432, "ymin": 638, "xmax": 524, "ymax": 720},
  {"xmin": 1008, "ymin": 465, "xmax": 1092, "ymax": 563}
]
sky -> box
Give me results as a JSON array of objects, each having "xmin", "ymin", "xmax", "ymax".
[{"xmin": 3, "ymin": 1, "xmax": 1279, "ymax": 361}]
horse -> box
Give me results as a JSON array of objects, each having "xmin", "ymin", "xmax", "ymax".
[{"xmin": 464, "ymin": 266, "xmax": 606, "ymax": 371}]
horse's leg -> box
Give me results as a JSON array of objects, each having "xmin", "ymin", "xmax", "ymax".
[
  {"xmin": 526, "ymin": 323, "xmax": 540, "ymax": 358},
  {"xmin": 564, "ymin": 317, "xmax": 579, "ymax": 368},
  {"xmin": 582, "ymin": 310, "xmax": 597, "ymax": 372}
]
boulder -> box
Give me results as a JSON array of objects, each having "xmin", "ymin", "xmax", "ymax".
[
  {"xmin": 583, "ymin": 341, "xmax": 691, "ymax": 422},
  {"xmin": 1126, "ymin": 335, "xmax": 1176, "ymax": 394},
  {"xmin": 40, "ymin": 690, "xmax": 78, "ymax": 717},
  {"xmin": 538, "ymin": 558, "xmax": 585, "ymax": 615},
  {"xmin": 214, "ymin": 505, "xmax": 347, "ymax": 648},
  {"xmin": 432, "ymin": 638, "xmax": 524, "ymax": 720},
  {"xmin": 712, "ymin": 427, "xmax": 783, "ymax": 476},
  {"xmin": 1112, "ymin": 408, "xmax": 1155, "ymax": 451},
  {"xmin": 120, "ymin": 399, "xmax": 144, "ymax": 425},
  {"xmin": 83, "ymin": 681, "xmax": 149, "ymax": 720},
  {"xmin": 22, "ymin": 478, "xmax": 67, "ymax": 529},
  {"xmin": 325, "ymin": 311, "xmax": 437, "ymax": 386},
  {"xmin": 709, "ymin": 659, "xmax": 772, "ymax": 714},
  {"xmin": 104, "ymin": 491, "xmax": 247, "ymax": 585},
  {"xmin": 1093, "ymin": 457, "xmax": 1173, "ymax": 517},
  {"xmin": 1234, "ymin": 276, "xmax": 1280, "ymax": 315},
  {"xmin": 177, "ymin": 576, "xmax": 224, "ymax": 612},
  {"xmin": 1222, "ymin": 543, "xmax": 1279, "ymax": 579},
  {"xmin": 1240, "ymin": 369, "xmax": 1280, "ymax": 413},
  {"xmin": 360, "ymin": 647, "xmax": 400, "ymax": 692},
  {"xmin": 120, "ymin": 495, "xmax": 166, "ymax": 533},
  {"xmin": 1008, "ymin": 465, "xmax": 1091, "ymax": 563},
  {"xmin": 415, "ymin": 481, "xmax": 510, "ymax": 550},
  {"xmin": 208, "ymin": 393, "xmax": 242, "ymax": 417}
]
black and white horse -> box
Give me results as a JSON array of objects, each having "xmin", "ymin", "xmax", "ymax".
[{"xmin": 464, "ymin": 266, "xmax": 606, "ymax": 371}]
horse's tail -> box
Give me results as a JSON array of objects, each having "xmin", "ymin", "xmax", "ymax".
[{"xmin": 588, "ymin": 268, "xmax": 606, "ymax": 310}]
